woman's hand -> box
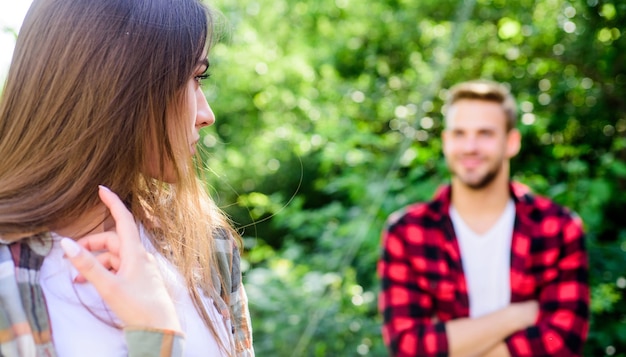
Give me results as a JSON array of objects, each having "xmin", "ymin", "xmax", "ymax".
[{"xmin": 60, "ymin": 185, "xmax": 181, "ymax": 332}]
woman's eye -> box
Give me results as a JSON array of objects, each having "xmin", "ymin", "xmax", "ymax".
[{"xmin": 194, "ymin": 73, "xmax": 211, "ymax": 85}]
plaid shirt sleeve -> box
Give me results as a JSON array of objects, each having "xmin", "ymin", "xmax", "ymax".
[
  {"xmin": 124, "ymin": 328, "xmax": 184, "ymax": 356},
  {"xmin": 229, "ymin": 243, "xmax": 255, "ymax": 356},
  {"xmin": 214, "ymin": 230, "xmax": 254, "ymax": 357},
  {"xmin": 506, "ymin": 203, "xmax": 590, "ymax": 356},
  {"xmin": 378, "ymin": 206, "xmax": 451, "ymax": 357}
]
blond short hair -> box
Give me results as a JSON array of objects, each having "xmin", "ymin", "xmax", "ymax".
[{"xmin": 445, "ymin": 80, "xmax": 517, "ymax": 131}]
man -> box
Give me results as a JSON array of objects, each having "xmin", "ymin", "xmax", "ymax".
[{"xmin": 378, "ymin": 80, "xmax": 589, "ymax": 356}]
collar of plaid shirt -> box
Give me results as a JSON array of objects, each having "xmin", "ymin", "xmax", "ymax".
[
  {"xmin": 425, "ymin": 181, "xmax": 560, "ymax": 299},
  {"xmin": 0, "ymin": 233, "xmax": 55, "ymax": 356}
]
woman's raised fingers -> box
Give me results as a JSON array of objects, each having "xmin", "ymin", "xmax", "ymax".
[
  {"xmin": 74, "ymin": 251, "xmax": 121, "ymax": 283},
  {"xmin": 97, "ymin": 186, "xmax": 142, "ymax": 252},
  {"xmin": 77, "ymin": 231, "xmax": 120, "ymax": 254},
  {"xmin": 61, "ymin": 238, "xmax": 117, "ymax": 291}
]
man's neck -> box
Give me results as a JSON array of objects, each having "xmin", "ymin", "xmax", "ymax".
[{"xmin": 450, "ymin": 176, "xmax": 512, "ymax": 235}]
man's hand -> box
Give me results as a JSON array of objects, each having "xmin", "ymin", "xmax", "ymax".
[
  {"xmin": 479, "ymin": 300, "xmax": 540, "ymax": 357},
  {"xmin": 447, "ymin": 300, "xmax": 540, "ymax": 357},
  {"xmin": 509, "ymin": 300, "xmax": 539, "ymax": 331}
]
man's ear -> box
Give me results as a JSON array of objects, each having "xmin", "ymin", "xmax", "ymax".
[{"xmin": 506, "ymin": 128, "xmax": 521, "ymax": 158}]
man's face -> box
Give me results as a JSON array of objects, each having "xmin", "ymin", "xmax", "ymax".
[{"xmin": 442, "ymin": 99, "xmax": 520, "ymax": 190}]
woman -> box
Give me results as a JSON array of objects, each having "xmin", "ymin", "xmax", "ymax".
[{"xmin": 0, "ymin": 0, "xmax": 253, "ymax": 356}]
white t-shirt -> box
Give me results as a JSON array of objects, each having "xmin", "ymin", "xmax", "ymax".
[
  {"xmin": 39, "ymin": 227, "xmax": 230, "ymax": 357},
  {"xmin": 450, "ymin": 199, "xmax": 515, "ymax": 318}
]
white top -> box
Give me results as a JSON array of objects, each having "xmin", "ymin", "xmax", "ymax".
[
  {"xmin": 39, "ymin": 227, "xmax": 230, "ymax": 357},
  {"xmin": 450, "ymin": 199, "xmax": 515, "ymax": 318}
]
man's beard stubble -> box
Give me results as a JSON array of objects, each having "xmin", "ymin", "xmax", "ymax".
[{"xmin": 449, "ymin": 160, "xmax": 503, "ymax": 190}]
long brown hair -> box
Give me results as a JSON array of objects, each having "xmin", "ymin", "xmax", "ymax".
[{"xmin": 0, "ymin": 0, "xmax": 240, "ymax": 353}]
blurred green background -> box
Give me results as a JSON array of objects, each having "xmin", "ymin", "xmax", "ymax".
[
  {"xmin": 3, "ymin": 0, "xmax": 625, "ymax": 355},
  {"xmin": 202, "ymin": 0, "xmax": 625, "ymax": 355}
]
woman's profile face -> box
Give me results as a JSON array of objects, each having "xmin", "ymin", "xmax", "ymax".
[
  {"xmin": 145, "ymin": 58, "xmax": 215, "ymax": 182},
  {"xmin": 183, "ymin": 58, "xmax": 215, "ymax": 156}
]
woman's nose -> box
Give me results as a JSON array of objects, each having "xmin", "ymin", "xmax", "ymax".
[{"xmin": 195, "ymin": 89, "xmax": 215, "ymax": 128}]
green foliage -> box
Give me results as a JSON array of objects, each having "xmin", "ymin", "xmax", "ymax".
[{"xmin": 201, "ymin": 0, "xmax": 626, "ymax": 355}]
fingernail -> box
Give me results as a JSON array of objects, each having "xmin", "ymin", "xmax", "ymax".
[
  {"xmin": 98, "ymin": 185, "xmax": 112, "ymax": 192},
  {"xmin": 60, "ymin": 238, "xmax": 81, "ymax": 258}
]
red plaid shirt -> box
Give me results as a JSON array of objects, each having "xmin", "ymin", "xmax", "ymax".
[{"xmin": 378, "ymin": 182, "xmax": 589, "ymax": 356}]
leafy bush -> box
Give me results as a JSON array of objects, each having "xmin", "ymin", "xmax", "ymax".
[{"xmin": 202, "ymin": 0, "xmax": 626, "ymax": 355}]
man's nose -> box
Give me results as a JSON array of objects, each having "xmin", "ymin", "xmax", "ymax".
[{"xmin": 462, "ymin": 136, "xmax": 479, "ymax": 152}]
